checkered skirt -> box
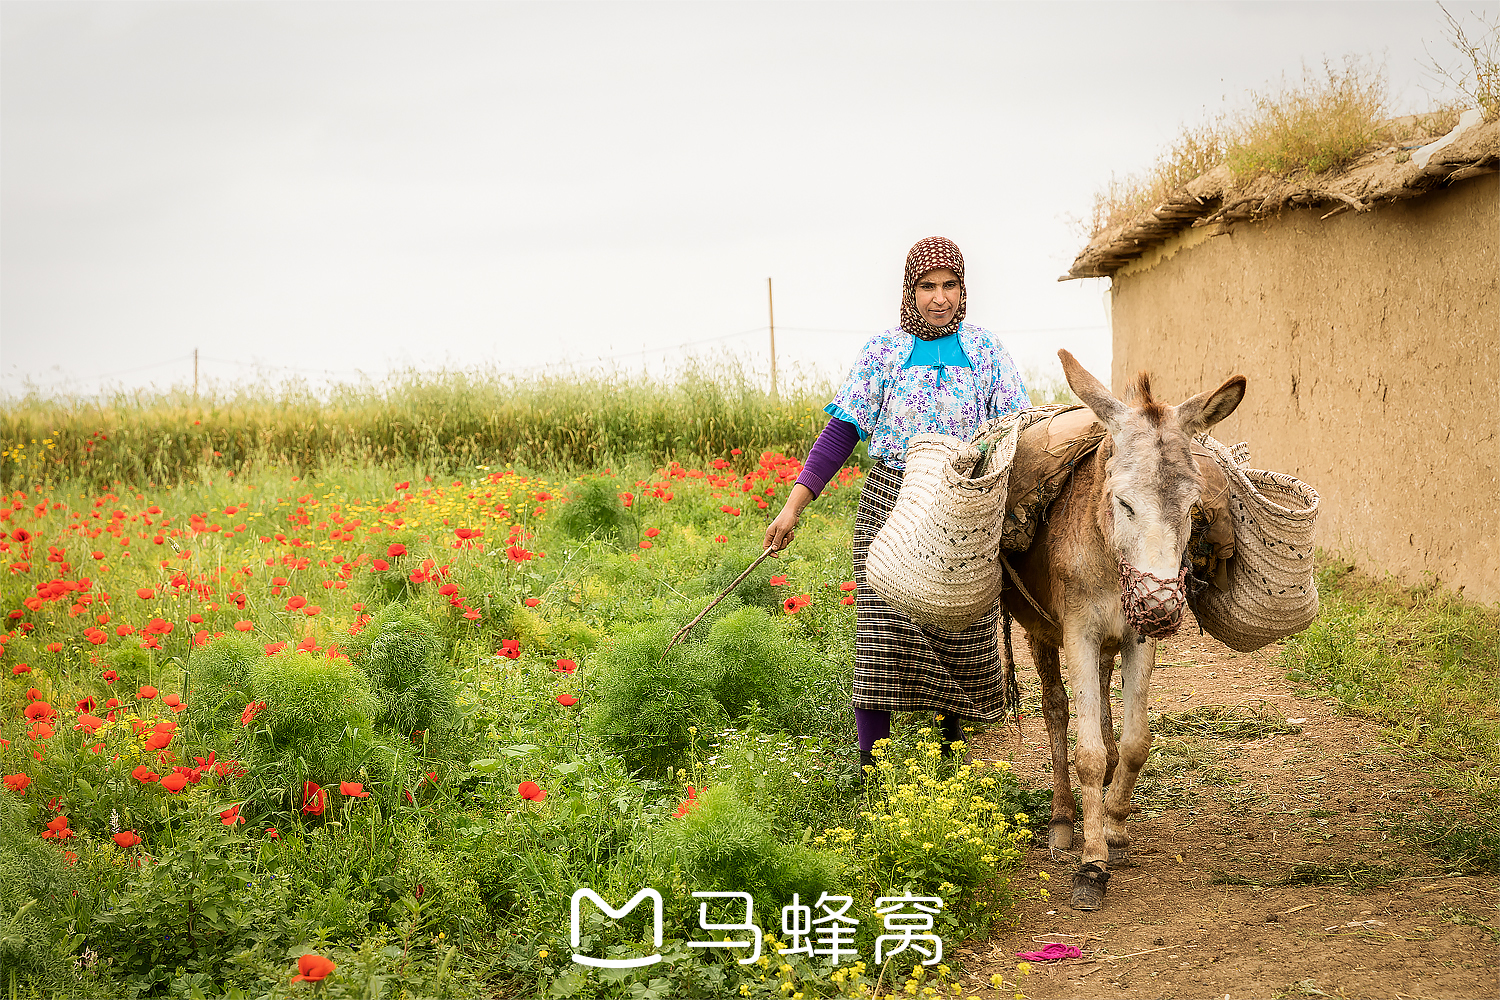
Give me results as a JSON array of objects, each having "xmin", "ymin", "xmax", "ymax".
[{"xmin": 851, "ymin": 463, "xmax": 1006, "ymax": 719}]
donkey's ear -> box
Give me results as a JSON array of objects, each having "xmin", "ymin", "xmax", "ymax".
[
  {"xmin": 1059, "ymin": 348, "xmax": 1126, "ymax": 433},
  {"xmin": 1175, "ymin": 374, "xmax": 1247, "ymax": 438}
]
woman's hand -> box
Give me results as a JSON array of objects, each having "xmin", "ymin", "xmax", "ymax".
[{"xmin": 764, "ymin": 484, "xmax": 815, "ymax": 552}]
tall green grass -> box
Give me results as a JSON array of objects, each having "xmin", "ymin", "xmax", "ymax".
[
  {"xmin": 3, "ymin": 361, "xmax": 1075, "ymax": 490},
  {"xmin": 1, "ymin": 362, "xmax": 837, "ymax": 489}
]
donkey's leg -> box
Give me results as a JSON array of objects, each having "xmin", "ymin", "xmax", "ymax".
[
  {"xmin": 1103, "ymin": 637, "xmax": 1156, "ymax": 869},
  {"xmin": 1098, "ymin": 656, "xmax": 1119, "ymax": 788},
  {"xmin": 1028, "ymin": 635, "xmax": 1074, "ymax": 852},
  {"xmin": 1063, "ymin": 628, "xmax": 1111, "ymax": 909}
]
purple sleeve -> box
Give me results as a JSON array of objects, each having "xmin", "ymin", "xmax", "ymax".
[{"xmin": 795, "ymin": 418, "xmax": 861, "ymax": 499}]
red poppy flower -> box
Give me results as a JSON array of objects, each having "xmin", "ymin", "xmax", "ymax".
[
  {"xmin": 11, "ymin": 664, "xmax": 31, "ymax": 675},
  {"xmin": 241, "ymin": 701, "xmax": 267, "ymax": 727},
  {"xmin": 113, "ymin": 830, "xmax": 142, "ymax": 848},
  {"xmin": 3, "ymin": 773, "xmax": 30, "ymax": 794},
  {"xmin": 217, "ymin": 804, "xmax": 246, "ymax": 826},
  {"xmin": 303, "ymin": 605, "xmax": 321, "ymax": 617},
  {"xmin": 645, "ymin": 527, "xmax": 660, "ymax": 538},
  {"xmin": 672, "ymin": 785, "xmax": 700, "ymax": 818},
  {"xmin": 714, "ymin": 535, "xmax": 727, "ymax": 543},
  {"xmin": 339, "ymin": 781, "xmax": 370, "ymax": 798},
  {"xmin": 394, "ymin": 481, "xmax": 410, "ymax": 491},
  {"xmin": 437, "ymin": 583, "xmax": 458, "ymax": 596},
  {"xmin": 144, "ymin": 618, "xmax": 173, "ymax": 635},
  {"xmin": 138, "ymin": 685, "xmax": 158, "ymax": 700},
  {"xmin": 24, "ymin": 702, "xmax": 57, "ymax": 723},
  {"xmin": 426, "ymin": 771, "xmax": 438, "ymax": 784},
  {"xmin": 132, "ymin": 765, "xmax": 160, "ymax": 784},
  {"xmin": 74, "ymin": 714, "xmax": 105, "ymax": 735},
  {"xmin": 116, "ymin": 624, "xmax": 135, "ymax": 636},
  {"xmin": 160, "ymin": 773, "xmax": 189, "ymax": 793},
  {"xmin": 234, "ymin": 620, "xmax": 253, "ymax": 631},
  {"xmin": 301, "ymin": 781, "xmax": 328, "ymax": 815},
  {"xmin": 497, "ymin": 639, "xmax": 521, "ymax": 660},
  {"xmin": 557, "ymin": 694, "xmax": 578, "ymax": 706},
  {"xmin": 285, "ymin": 595, "xmax": 307, "ymax": 610},
  {"xmin": 769, "ymin": 575, "xmax": 787, "ymax": 586},
  {"xmin": 387, "ymin": 543, "xmax": 406, "ymax": 558},
  {"xmin": 523, "ymin": 597, "xmax": 540, "ymax": 607},
  {"xmin": 45, "ymin": 642, "xmax": 63, "ymax": 653},
  {"xmin": 265, "ymin": 827, "xmax": 279, "ymax": 838},
  {"xmin": 136, "ymin": 588, "xmax": 154, "ymax": 600},
  {"xmin": 265, "ymin": 641, "xmax": 287, "ymax": 654},
  {"xmin": 518, "ymin": 780, "xmax": 547, "ymax": 801},
  {"xmin": 506, "ymin": 544, "xmax": 533, "ymax": 563},
  {"xmin": 143, "ymin": 729, "xmax": 173, "ymax": 751},
  {"xmin": 295, "ymin": 637, "xmax": 319, "ymax": 654},
  {"xmin": 841, "ymin": 595, "xmax": 855, "ymax": 605},
  {"xmin": 188, "ymin": 613, "xmax": 204, "ymax": 624},
  {"xmin": 290, "ymin": 954, "xmax": 336, "ymax": 984},
  {"xmin": 41, "ymin": 815, "xmax": 74, "ymax": 839},
  {"xmin": 554, "ymin": 658, "xmax": 577, "ymax": 674},
  {"xmin": 638, "ymin": 540, "xmax": 652, "ymax": 549}
]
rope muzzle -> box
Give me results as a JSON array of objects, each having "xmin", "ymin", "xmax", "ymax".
[{"xmin": 1118, "ymin": 558, "xmax": 1187, "ymax": 641}]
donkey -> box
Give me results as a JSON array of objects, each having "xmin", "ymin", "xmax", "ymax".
[{"xmin": 1001, "ymin": 349, "xmax": 1245, "ymax": 910}]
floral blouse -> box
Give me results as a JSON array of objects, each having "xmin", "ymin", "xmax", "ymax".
[{"xmin": 827, "ymin": 323, "xmax": 1031, "ymax": 470}]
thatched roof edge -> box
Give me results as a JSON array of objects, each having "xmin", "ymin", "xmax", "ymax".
[{"xmin": 1063, "ymin": 118, "xmax": 1500, "ymax": 281}]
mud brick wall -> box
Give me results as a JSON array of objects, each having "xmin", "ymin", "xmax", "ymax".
[{"xmin": 1107, "ymin": 176, "xmax": 1498, "ymax": 604}]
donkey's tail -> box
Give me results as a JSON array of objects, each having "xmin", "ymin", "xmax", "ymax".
[{"xmin": 1000, "ymin": 608, "xmax": 1022, "ymax": 721}]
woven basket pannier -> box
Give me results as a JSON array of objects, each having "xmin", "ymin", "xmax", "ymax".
[
  {"xmin": 1189, "ymin": 435, "xmax": 1320, "ymax": 652},
  {"xmin": 865, "ymin": 418, "xmax": 1019, "ymax": 630}
]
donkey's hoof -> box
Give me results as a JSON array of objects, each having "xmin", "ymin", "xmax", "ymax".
[
  {"xmin": 1108, "ymin": 845, "xmax": 1135, "ymax": 868},
  {"xmin": 1048, "ymin": 820, "xmax": 1074, "ymax": 852},
  {"xmin": 1071, "ymin": 862, "xmax": 1110, "ymax": 911}
]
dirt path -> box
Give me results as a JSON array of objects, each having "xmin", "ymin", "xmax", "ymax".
[{"xmin": 961, "ymin": 628, "xmax": 1498, "ymax": 1000}]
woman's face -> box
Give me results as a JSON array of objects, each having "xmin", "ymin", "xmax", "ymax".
[{"xmin": 913, "ymin": 267, "xmax": 962, "ymax": 328}]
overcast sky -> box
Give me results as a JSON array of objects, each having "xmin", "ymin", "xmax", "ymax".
[{"xmin": 0, "ymin": 1, "xmax": 1477, "ymax": 399}]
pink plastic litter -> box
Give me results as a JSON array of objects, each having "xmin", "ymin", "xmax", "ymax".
[{"xmin": 1015, "ymin": 942, "xmax": 1082, "ymax": 961}]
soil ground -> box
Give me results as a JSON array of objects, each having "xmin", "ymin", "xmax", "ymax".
[{"xmin": 960, "ymin": 627, "xmax": 1498, "ymax": 1000}]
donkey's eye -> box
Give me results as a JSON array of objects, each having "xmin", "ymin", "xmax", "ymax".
[{"xmin": 1116, "ymin": 497, "xmax": 1135, "ymax": 518}]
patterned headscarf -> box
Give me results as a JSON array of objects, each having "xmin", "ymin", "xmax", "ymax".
[{"xmin": 900, "ymin": 236, "xmax": 967, "ymax": 341}]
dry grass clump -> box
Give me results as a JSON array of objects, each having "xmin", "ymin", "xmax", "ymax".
[
  {"xmin": 1087, "ymin": 57, "xmax": 1393, "ymax": 237},
  {"xmin": 1427, "ymin": 2, "xmax": 1500, "ymax": 122},
  {"xmin": 1224, "ymin": 58, "xmax": 1389, "ymax": 180},
  {"xmin": 1086, "ymin": 120, "xmax": 1228, "ymax": 236}
]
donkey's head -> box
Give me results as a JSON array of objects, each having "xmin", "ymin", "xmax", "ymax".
[{"xmin": 1059, "ymin": 349, "xmax": 1246, "ymax": 637}]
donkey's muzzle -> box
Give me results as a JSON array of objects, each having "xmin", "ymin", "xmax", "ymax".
[{"xmin": 1118, "ymin": 559, "xmax": 1187, "ymax": 640}]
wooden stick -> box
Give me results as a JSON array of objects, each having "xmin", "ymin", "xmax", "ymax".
[
  {"xmin": 659, "ymin": 545, "xmax": 777, "ymax": 660},
  {"xmin": 1281, "ymin": 903, "xmax": 1316, "ymax": 914}
]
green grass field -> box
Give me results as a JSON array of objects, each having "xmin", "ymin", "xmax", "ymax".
[{"xmin": 0, "ymin": 451, "xmax": 1041, "ymax": 999}]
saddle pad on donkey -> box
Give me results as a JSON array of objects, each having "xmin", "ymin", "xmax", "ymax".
[{"xmin": 1001, "ymin": 405, "xmax": 1107, "ymax": 552}]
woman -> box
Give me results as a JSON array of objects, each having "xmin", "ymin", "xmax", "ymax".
[{"xmin": 763, "ymin": 236, "xmax": 1031, "ymax": 776}]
